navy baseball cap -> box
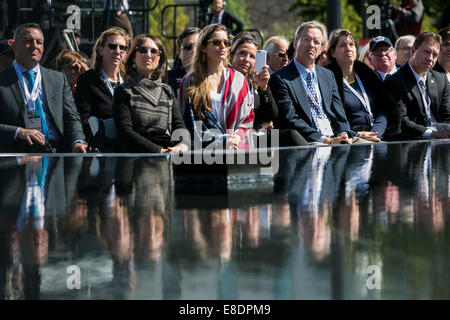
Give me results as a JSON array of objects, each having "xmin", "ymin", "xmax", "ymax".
[{"xmin": 369, "ymin": 36, "xmax": 393, "ymax": 52}]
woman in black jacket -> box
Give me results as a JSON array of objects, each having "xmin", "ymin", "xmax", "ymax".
[
  {"xmin": 112, "ymin": 34, "xmax": 188, "ymax": 153},
  {"xmin": 74, "ymin": 28, "xmax": 130, "ymax": 139},
  {"xmin": 325, "ymin": 29, "xmax": 399, "ymax": 140},
  {"xmin": 229, "ymin": 31, "xmax": 308, "ymax": 147}
]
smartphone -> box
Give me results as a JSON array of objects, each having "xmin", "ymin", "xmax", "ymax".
[{"xmin": 255, "ymin": 50, "xmax": 267, "ymax": 74}]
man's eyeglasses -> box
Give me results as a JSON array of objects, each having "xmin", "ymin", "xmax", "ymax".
[
  {"xmin": 443, "ymin": 41, "xmax": 450, "ymax": 48},
  {"xmin": 136, "ymin": 46, "xmax": 161, "ymax": 56},
  {"xmin": 300, "ymin": 37, "xmax": 322, "ymax": 47},
  {"xmin": 207, "ymin": 38, "xmax": 232, "ymax": 47},
  {"xmin": 106, "ymin": 43, "xmax": 128, "ymax": 52},
  {"xmin": 371, "ymin": 47, "xmax": 394, "ymax": 57},
  {"xmin": 274, "ymin": 52, "xmax": 288, "ymax": 58},
  {"xmin": 182, "ymin": 43, "xmax": 195, "ymax": 51}
]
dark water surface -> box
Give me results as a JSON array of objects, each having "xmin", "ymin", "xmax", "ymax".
[{"xmin": 0, "ymin": 141, "xmax": 449, "ymax": 299}]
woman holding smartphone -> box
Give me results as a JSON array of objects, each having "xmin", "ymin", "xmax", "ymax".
[
  {"xmin": 229, "ymin": 31, "xmax": 308, "ymax": 146},
  {"xmin": 179, "ymin": 24, "xmax": 254, "ymax": 150}
]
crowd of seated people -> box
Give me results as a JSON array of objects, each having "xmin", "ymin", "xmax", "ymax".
[{"xmin": 0, "ymin": 18, "xmax": 449, "ymax": 154}]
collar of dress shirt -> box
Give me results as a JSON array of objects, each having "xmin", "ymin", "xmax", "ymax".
[
  {"xmin": 408, "ymin": 60, "xmax": 427, "ymax": 86},
  {"xmin": 293, "ymin": 57, "xmax": 316, "ymax": 81},
  {"xmin": 377, "ymin": 65, "xmax": 398, "ymax": 80},
  {"xmin": 14, "ymin": 60, "xmax": 40, "ymax": 74}
]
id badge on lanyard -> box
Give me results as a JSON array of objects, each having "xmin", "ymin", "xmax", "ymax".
[
  {"xmin": 13, "ymin": 61, "xmax": 42, "ymax": 130},
  {"xmin": 101, "ymin": 69, "xmax": 123, "ymax": 96},
  {"xmin": 343, "ymin": 75, "xmax": 374, "ymax": 126}
]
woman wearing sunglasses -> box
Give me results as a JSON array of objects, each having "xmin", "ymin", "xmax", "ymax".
[
  {"xmin": 112, "ymin": 34, "xmax": 188, "ymax": 153},
  {"xmin": 74, "ymin": 28, "xmax": 130, "ymax": 139},
  {"xmin": 229, "ymin": 31, "xmax": 308, "ymax": 147},
  {"xmin": 179, "ymin": 24, "xmax": 254, "ymax": 150}
]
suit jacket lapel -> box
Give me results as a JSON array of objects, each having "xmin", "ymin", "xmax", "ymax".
[
  {"xmin": 286, "ymin": 63, "xmax": 312, "ymax": 122},
  {"xmin": 426, "ymin": 71, "xmax": 439, "ymax": 121},
  {"xmin": 316, "ymin": 67, "xmax": 331, "ymax": 115},
  {"xmin": 40, "ymin": 67, "xmax": 63, "ymax": 134},
  {"xmin": 11, "ymin": 82, "xmax": 29, "ymax": 128},
  {"xmin": 405, "ymin": 66, "xmax": 426, "ymax": 118}
]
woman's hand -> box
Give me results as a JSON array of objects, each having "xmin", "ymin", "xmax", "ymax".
[
  {"xmin": 356, "ymin": 131, "xmax": 381, "ymax": 142},
  {"xmin": 254, "ymin": 65, "xmax": 270, "ymax": 91},
  {"xmin": 167, "ymin": 143, "xmax": 189, "ymax": 153},
  {"xmin": 224, "ymin": 134, "xmax": 241, "ymax": 150}
]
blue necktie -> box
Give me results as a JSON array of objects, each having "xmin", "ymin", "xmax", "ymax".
[
  {"xmin": 24, "ymin": 70, "xmax": 50, "ymax": 140},
  {"xmin": 306, "ymin": 72, "xmax": 328, "ymax": 127}
]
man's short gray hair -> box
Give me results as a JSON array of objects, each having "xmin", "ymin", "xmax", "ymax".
[
  {"xmin": 263, "ymin": 36, "xmax": 289, "ymax": 55},
  {"xmin": 13, "ymin": 23, "xmax": 44, "ymax": 42},
  {"xmin": 394, "ymin": 35, "xmax": 415, "ymax": 50},
  {"xmin": 294, "ymin": 20, "xmax": 328, "ymax": 44}
]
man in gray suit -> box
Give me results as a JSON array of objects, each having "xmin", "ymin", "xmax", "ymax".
[{"xmin": 0, "ymin": 23, "xmax": 86, "ymax": 153}]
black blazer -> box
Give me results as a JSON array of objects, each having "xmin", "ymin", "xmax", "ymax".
[
  {"xmin": 269, "ymin": 61, "xmax": 352, "ymax": 142},
  {"xmin": 0, "ymin": 66, "xmax": 85, "ymax": 152},
  {"xmin": 167, "ymin": 66, "xmax": 187, "ymax": 99},
  {"xmin": 326, "ymin": 60, "xmax": 399, "ymax": 139},
  {"xmin": 208, "ymin": 10, "xmax": 244, "ymax": 36},
  {"xmin": 74, "ymin": 69, "xmax": 115, "ymax": 138},
  {"xmin": 385, "ymin": 64, "xmax": 450, "ymax": 139}
]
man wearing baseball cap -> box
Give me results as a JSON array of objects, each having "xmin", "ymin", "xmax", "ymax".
[{"xmin": 369, "ymin": 36, "xmax": 398, "ymax": 81}]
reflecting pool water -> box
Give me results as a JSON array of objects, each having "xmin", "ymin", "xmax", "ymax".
[{"xmin": 0, "ymin": 141, "xmax": 449, "ymax": 299}]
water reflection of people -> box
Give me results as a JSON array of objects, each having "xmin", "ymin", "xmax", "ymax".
[
  {"xmin": 103, "ymin": 184, "xmax": 136, "ymax": 298},
  {"xmin": 285, "ymin": 146, "xmax": 349, "ymax": 261}
]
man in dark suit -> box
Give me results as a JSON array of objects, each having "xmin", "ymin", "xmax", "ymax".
[
  {"xmin": 385, "ymin": 32, "xmax": 450, "ymax": 140},
  {"xmin": 168, "ymin": 27, "xmax": 200, "ymax": 98},
  {"xmin": 208, "ymin": 0, "xmax": 243, "ymax": 36},
  {"xmin": 0, "ymin": 23, "xmax": 86, "ymax": 153},
  {"xmin": 269, "ymin": 21, "xmax": 353, "ymax": 145}
]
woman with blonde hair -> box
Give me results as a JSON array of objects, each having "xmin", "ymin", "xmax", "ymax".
[
  {"xmin": 179, "ymin": 24, "xmax": 254, "ymax": 150},
  {"xmin": 74, "ymin": 27, "xmax": 130, "ymax": 138},
  {"xmin": 112, "ymin": 34, "xmax": 188, "ymax": 153}
]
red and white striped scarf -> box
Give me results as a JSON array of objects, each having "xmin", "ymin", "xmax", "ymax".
[{"xmin": 180, "ymin": 67, "xmax": 255, "ymax": 149}]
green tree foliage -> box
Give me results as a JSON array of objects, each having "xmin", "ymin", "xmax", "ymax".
[
  {"xmin": 149, "ymin": 0, "xmax": 189, "ymax": 59},
  {"xmin": 291, "ymin": 0, "xmax": 447, "ymax": 42},
  {"xmin": 224, "ymin": 0, "xmax": 250, "ymax": 28},
  {"xmin": 290, "ymin": 0, "xmax": 362, "ymax": 38}
]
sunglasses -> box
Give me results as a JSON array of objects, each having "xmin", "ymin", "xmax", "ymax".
[
  {"xmin": 136, "ymin": 46, "xmax": 161, "ymax": 56},
  {"xmin": 207, "ymin": 38, "xmax": 232, "ymax": 47},
  {"xmin": 233, "ymin": 35, "xmax": 259, "ymax": 47},
  {"xmin": 182, "ymin": 43, "xmax": 195, "ymax": 51},
  {"xmin": 274, "ymin": 52, "xmax": 288, "ymax": 58},
  {"xmin": 106, "ymin": 43, "xmax": 128, "ymax": 52}
]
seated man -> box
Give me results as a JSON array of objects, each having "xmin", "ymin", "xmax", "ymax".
[
  {"xmin": 168, "ymin": 27, "xmax": 200, "ymax": 99},
  {"xmin": 385, "ymin": 32, "xmax": 450, "ymax": 140},
  {"xmin": 368, "ymin": 36, "xmax": 398, "ymax": 81},
  {"xmin": 394, "ymin": 35, "xmax": 415, "ymax": 68},
  {"xmin": 0, "ymin": 23, "xmax": 87, "ymax": 153},
  {"xmin": 269, "ymin": 21, "xmax": 356, "ymax": 145},
  {"xmin": 263, "ymin": 36, "xmax": 290, "ymax": 73}
]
